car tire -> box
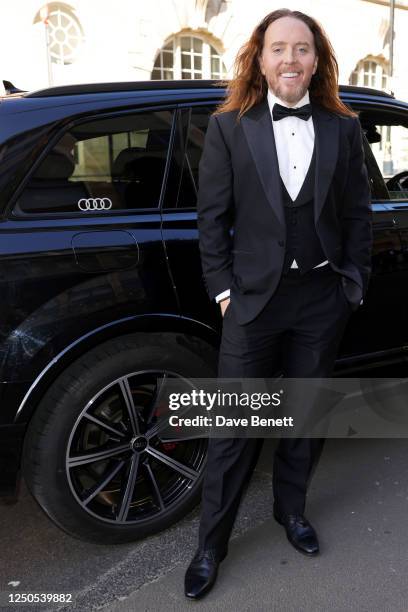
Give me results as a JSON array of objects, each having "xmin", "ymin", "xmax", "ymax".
[{"xmin": 22, "ymin": 333, "xmax": 216, "ymax": 544}]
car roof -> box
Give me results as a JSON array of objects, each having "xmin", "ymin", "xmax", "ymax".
[
  {"xmin": 22, "ymin": 80, "xmax": 396, "ymax": 100},
  {"xmin": 0, "ymin": 79, "xmax": 396, "ymax": 101}
]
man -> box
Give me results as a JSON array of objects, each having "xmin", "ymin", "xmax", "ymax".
[{"xmin": 185, "ymin": 8, "xmax": 372, "ymax": 599}]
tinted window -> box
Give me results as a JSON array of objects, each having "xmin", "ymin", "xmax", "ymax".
[
  {"xmin": 15, "ymin": 110, "xmax": 174, "ymax": 214},
  {"xmin": 360, "ymin": 111, "xmax": 408, "ymax": 200}
]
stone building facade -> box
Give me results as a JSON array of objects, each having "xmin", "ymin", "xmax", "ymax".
[{"xmin": 1, "ymin": 0, "xmax": 407, "ymax": 101}]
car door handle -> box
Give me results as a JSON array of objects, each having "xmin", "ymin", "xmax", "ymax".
[{"xmin": 373, "ymin": 219, "xmax": 397, "ymax": 230}]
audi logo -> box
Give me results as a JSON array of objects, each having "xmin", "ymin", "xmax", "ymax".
[{"xmin": 78, "ymin": 198, "xmax": 113, "ymax": 211}]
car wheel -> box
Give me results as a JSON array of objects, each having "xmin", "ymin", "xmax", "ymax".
[{"xmin": 22, "ymin": 333, "xmax": 216, "ymax": 543}]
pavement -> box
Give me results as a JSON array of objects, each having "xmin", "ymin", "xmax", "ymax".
[
  {"xmin": 2, "ymin": 436, "xmax": 407, "ymax": 611},
  {"xmin": 102, "ymin": 438, "xmax": 408, "ymax": 612}
]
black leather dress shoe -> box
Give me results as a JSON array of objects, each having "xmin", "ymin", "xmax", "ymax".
[
  {"xmin": 274, "ymin": 508, "xmax": 319, "ymax": 556},
  {"xmin": 184, "ymin": 548, "xmax": 227, "ymax": 599}
]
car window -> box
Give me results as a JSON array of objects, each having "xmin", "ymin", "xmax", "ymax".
[
  {"xmin": 166, "ymin": 105, "xmax": 213, "ymax": 209},
  {"xmin": 359, "ymin": 111, "xmax": 408, "ymax": 200},
  {"xmin": 14, "ymin": 110, "xmax": 174, "ymax": 215}
]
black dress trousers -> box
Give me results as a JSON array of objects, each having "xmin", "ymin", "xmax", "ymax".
[{"xmin": 198, "ymin": 264, "xmax": 353, "ymax": 554}]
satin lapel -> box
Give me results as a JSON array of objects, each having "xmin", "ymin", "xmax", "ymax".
[
  {"xmin": 313, "ymin": 104, "xmax": 339, "ymax": 224},
  {"xmin": 241, "ymin": 98, "xmax": 285, "ymax": 228},
  {"xmin": 241, "ymin": 98, "xmax": 340, "ymax": 227}
]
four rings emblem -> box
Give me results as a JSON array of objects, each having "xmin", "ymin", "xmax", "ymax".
[{"xmin": 78, "ymin": 198, "xmax": 113, "ymax": 211}]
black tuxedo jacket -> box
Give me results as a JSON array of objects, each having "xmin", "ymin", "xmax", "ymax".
[{"xmin": 197, "ymin": 97, "xmax": 373, "ymax": 326}]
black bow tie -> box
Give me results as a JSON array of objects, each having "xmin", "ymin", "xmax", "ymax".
[{"xmin": 272, "ymin": 103, "xmax": 312, "ymax": 121}]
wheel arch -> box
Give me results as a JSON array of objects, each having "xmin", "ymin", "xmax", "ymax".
[{"xmin": 15, "ymin": 313, "xmax": 219, "ymax": 426}]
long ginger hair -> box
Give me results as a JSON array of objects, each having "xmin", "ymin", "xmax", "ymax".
[{"xmin": 212, "ymin": 8, "xmax": 357, "ymax": 120}]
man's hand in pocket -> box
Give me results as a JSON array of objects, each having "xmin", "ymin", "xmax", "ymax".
[{"xmin": 220, "ymin": 298, "xmax": 230, "ymax": 317}]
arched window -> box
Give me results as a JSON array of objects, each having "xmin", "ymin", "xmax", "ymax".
[
  {"xmin": 349, "ymin": 58, "xmax": 388, "ymax": 90},
  {"xmin": 33, "ymin": 3, "xmax": 85, "ymax": 65},
  {"xmin": 152, "ymin": 34, "xmax": 227, "ymax": 80}
]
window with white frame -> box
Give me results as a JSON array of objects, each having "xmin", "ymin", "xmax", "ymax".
[
  {"xmin": 349, "ymin": 58, "xmax": 388, "ymax": 90},
  {"xmin": 151, "ymin": 35, "xmax": 227, "ymax": 80},
  {"xmin": 33, "ymin": 3, "xmax": 85, "ymax": 65},
  {"xmin": 152, "ymin": 42, "xmax": 175, "ymax": 80}
]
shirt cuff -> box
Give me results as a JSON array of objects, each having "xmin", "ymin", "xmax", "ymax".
[{"xmin": 215, "ymin": 289, "xmax": 230, "ymax": 303}]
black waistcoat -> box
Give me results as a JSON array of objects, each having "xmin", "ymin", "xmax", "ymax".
[{"xmin": 280, "ymin": 143, "xmax": 327, "ymax": 274}]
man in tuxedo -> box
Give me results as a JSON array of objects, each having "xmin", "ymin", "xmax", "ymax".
[{"xmin": 185, "ymin": 9, "xmax": 372, "ymax": 599}]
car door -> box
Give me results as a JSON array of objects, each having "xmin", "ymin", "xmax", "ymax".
[
  {"xmin": 364, "ymin": 110, "xmax": 408, "ymax": 350},
  {"xmin": 0, "ymin": 106, "xmax": 178, "ymax": 385},
  {"xmin": 342, "ymin": 106, "xmax": 408, "ymax": 358}
]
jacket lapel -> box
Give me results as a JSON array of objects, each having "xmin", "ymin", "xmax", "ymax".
[
  {"xmin": 241, "ymin": 98, "xmax": 285, "ymax": 228},
  {"xmin": 312, "ymin": 104, "xmax": 339, "ymax": 224},
  {"xmin": 241, "ymin": 97, "xmax": 339, "ymax": 227}
]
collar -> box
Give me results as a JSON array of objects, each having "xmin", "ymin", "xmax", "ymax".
[{"xmin": 267, "ymin": 88, "xmax": 310, "ymax": 117}]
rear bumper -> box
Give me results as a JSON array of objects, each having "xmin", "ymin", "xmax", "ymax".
[{"xmin": 0, "ymin": 423, "xmax": 26, "ymax": 498}]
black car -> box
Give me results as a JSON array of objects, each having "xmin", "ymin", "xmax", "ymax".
[{"xmin": 0, "ymin": 80, "xmax": 407, "ymax": 543}]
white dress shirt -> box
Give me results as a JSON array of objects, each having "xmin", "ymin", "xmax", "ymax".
[{"xmin": 215, "ymin": 88, "xmax": 328, "ymax": 303}]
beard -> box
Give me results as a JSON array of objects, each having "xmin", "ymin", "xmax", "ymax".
[{"xmin": 272, "ymin": 80, "xmax": 309, "ymax": 106}]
